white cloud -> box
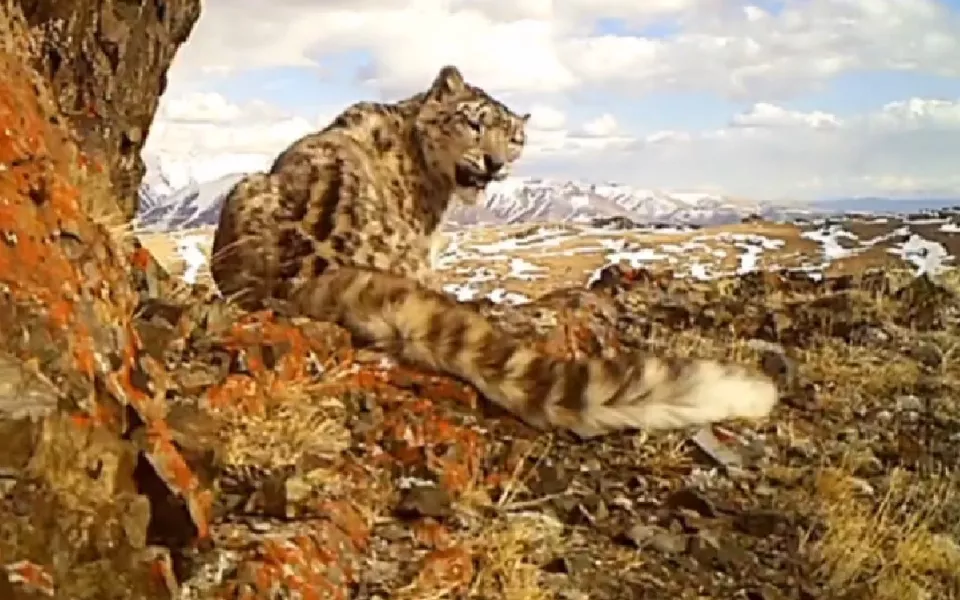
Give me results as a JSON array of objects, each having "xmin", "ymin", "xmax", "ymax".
[
  {"xmin": 731, "ymin": 103, "xmax": 842, "ymax": 129},
  {"xmin": 168, "ymin": 0, "xmax": 960, "ymax": 98},
  {"xmin": 551, "ymin": 98, "xmax": 960, "ymax": 199},
  {"xmin": 144, "ymin": 87, "xmax": 960, "ymax": 200},
  {"xmin": 159, "ymin": 92, "xmax": 246, "ymax": 123},
  {"xmin": 528, "ymin": 104, "xmax": 567, "ymax": 131},
  {"xmin": 147, "ymin": 93, "xmax": 324, "ymax": 157},
  {"xmin": 581, "ymin": 114, "xmax": 619, "ymax": 137},
  {"xmin": 156, "ymin": 92, "xmax": 296, "ymax": 125},
  {"xmin": 144, "ymin": 92, "xmax": 335, "ymax": 182},
  {"xmin": 147, "ymin": 1, "xmax": 960, "ymax": 199},
  {"xmin": 866, "ymin": 97, "xmax": 960, "ymax": 131}
]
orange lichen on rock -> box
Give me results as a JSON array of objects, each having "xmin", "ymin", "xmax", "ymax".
[
  {"xmin": 143, "ymin": 420, "xmax": 214, "ymax": 540},
  {"xmin": 0, "ymin": 19, "xmax": 124, "ymax": 385},
  {"xmin": 200, "ymin": 317, "xmax": 354, "ymax": 415},
  {"xmin": 0, "ymin": 72, "xmax": 91, "ymax": 377},
  {"xmin": 0, "ymin": 4, "xmax": 210, "ymax": 549},
  {"xmin": 3, "ymin": 560, "xmax": 56, "ymax": 597},
  {"xmin": 413, "ymin": 520, "xmax": 455, "ymax": 549},
  {"xmin": 380, "ymin": 365, "xmax": 480, "ymax": 409},
  {"xmin": 318, "ymin": 500, "xmax": 372, "ymax": 551},
  {"xmin": 203, "ymin": 373, "xmax": 265, "ymax": 413},
  {"xmin": 221, "ymin": 515, "xmax": 369, "ymax": 600},
  {"xmin": 369, "ymin": 381, "xmax": 487, "ymax": 496},
  {"xmin": 410, "ymin": 546, "xmax": 475, "ymax": 595}
]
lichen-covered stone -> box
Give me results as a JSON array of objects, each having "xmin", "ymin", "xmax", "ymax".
[
  {"xmin": 0, "ymin": 4, "xmax": 207, "ymax": 596},
  {"xmin": 16, "ymin": 0, "xmax": 201, "ymax": 220}
]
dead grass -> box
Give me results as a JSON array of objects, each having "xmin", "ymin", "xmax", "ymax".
[
  {"xmin": 136, "ymin": 231, "xmax": 188, "ymax": 273},
  {"xmin": 826, "ymin": 245, "xmax": 910, "ymax": 276},
  {"xmin": 798, "ymin": 339, "xmax": 923, "ymax": 403},
  {"xmin": 806, "ymin": 462, "xmax": 960, "ymax": 599},
  {"xmin": 465, "ymin": 516, "xmax": 561, "ymax": 600},
  {"xmin": 842, "ymin": 220, "xmax": 904, "ymax": 241},
  {"xmin": 217, "ymin": 394, "xmax": 352, "ymax": 471},
  {"xmin": 439, "ymin": 221, "xmax": 832, "ymax": 301},
  {"xmin": 778, "ymin": 269, "xmax": 960, "ymax": 599},
  {"xmin": 143, "ymin": 218, "xmax": 960, "ymax": 598},
  {"xmin": 935, "ymin": 267, "xmax": 960, "ymax": 294},
  {"xmin": 394, "ymin": 513, "xmax": 563, "ymax": 600}
]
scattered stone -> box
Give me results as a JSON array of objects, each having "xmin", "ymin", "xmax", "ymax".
[
  {"xmin": 533, "ymin": 462, "xmax": 571, "ymax": 495},
  {"xmin": 689, "ymin": 530, "xmax": 753, "ymax": 571},
  {"xmin": 620, "ymin": 523, "xmax": 689, "ymax": 554},
  {"xmin": 734, "ymin": 510, "xmax": 786, "ymax": 537},
  {"xmin": 395, "ymin": 485, "xmax": 453, "ymax": 520},
  {"xmin": 690, "ymin": 427, "xmax": 747, "ymax": 469},
  {"xmin": 759, "ymin": 349, "xmax": 797, "ymax": 389},
  {"xmin": 544, "ymin": 552, "xmax": 593, "ymax": 575},
  {"xmin": 895, "ymin": 394, "xmax": 923, "ymax": 412}
]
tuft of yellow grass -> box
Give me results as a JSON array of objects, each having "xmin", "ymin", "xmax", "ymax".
[
  {"xmin": 805, "ymin": 463, "xmax": 960, "ymax": 599},
  {"xmin": 393, "ymin": 513, "xmax": 563, "ymax": 600},
  {"xmin": 466, "ymin": 515, "xmax": 562, "ymax": 600}
]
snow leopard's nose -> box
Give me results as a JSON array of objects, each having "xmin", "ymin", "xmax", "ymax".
[{"xmin": 483, "ymin": 154, "xmax": 504, "ymax": 174}]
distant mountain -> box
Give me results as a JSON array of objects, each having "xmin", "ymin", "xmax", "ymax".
[
  {"xmin": 135, "ymin": 167, "xmax": 817, "ymax": 232},
  {"xmin": 447, "ymin": 178, "xmax": 815, "ymax": 228},
  {"xmin": 135, "ymin": 154, "xmax": 960, "ymax": 233},
  {"xmin": 136, "ymin": 150, "xmax": 272, "ymax": 230},
  {"xmin": 811, "ymin": 197, "xmax": 960, "ymax": 214},
  {"xmin": 137, "ymin": 173, "xmax": 244, "ymax": 231}
]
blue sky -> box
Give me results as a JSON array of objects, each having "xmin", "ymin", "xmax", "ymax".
[{"xmin": 149, "ymin": 0, "xmax": 960, "ymax": 200}]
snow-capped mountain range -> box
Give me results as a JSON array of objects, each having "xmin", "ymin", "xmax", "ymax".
[
  {"xmin": 135, "ymin": 158, "xmax": 819, "ymax": 232},
  {"xmin": 444, "ymin": 178, "xmax": 813, "ymax": 228},
  {"xmin": 138, "ymin": 172, "xmax": 244, "ymax": 232},
  {"xmin": 135, "ymin": 154, "xmax": 960, "ymax": 232}
]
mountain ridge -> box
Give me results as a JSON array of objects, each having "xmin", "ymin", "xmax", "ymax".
[
  {"xmin": 136, "ymin": 170, "xmax": 820, "ymax": 232},
  {"xmin": 134, "ymin": 157, "xmax": 960, "ymax": 232}
]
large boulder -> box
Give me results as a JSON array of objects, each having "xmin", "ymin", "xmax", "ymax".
[
  {"xmin": 16, "ymin": 0, "xmax": 201, "ymax": 220},
  {"xmin": 0, "ymin": 2, "xmax": 206, "ymax": 597}
]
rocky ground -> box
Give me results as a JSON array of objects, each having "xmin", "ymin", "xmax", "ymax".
[
  {"xmin": 2, "ymin": 2, "xmax": 960, "ymax": 600},
  {"xmin": 11, "ymin": 251, "xmax": 960, "ymax": 600}
]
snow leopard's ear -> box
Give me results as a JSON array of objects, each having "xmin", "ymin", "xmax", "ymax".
[
  {"xmin": 428, "ymin": 65, "xmax": 467, "ymax": 99},
  {"xmin": 519, "ymin": 113, "xmax": 530, "ymax": 122}
]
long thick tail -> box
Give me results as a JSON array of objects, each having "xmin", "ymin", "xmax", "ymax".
[{"xmin": 290, "ymin": 267, "xmax": 778, "ymax": 438}]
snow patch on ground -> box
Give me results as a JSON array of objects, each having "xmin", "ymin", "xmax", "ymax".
[
  {"xmin": 175, "ymin": 234, "xmax": 209, "ymax": 284},
  {"xmin": 169, "ymin": 216, "xmax": 960, "ymax": 308},
  {"xmin": 801, "ymin": 226, "xmax": 858, "ymax": 260},
  {"xmin": 887, "ymin": 234, "xmax": 953, "ymax": 275}
]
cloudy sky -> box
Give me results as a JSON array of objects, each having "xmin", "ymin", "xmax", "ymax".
[{"xmin": 143, "ymin": 0, "xmax": 960, "ymax": 202}]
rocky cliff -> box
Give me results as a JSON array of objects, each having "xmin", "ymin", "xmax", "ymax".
[
  {"xmin": 16, "ymin": 0, "xmax": 200, "ymax": 220},
  {"xmin": 1, "ymin": 1, "xmax": 958, "ymax": 598},
  {"xmin": 0, "ymin": 1, "xmax": 207, "ymax": 597}
]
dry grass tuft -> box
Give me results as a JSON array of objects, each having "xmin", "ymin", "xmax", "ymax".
[
  {"xmin": 466, "ymin": 515, "xmax": 562, "ymax": 600},
  {"xmin": 215, "ymin": 382, "xmax": 352, "ymax": 470},
  {"xmin": 799, "ymin": 339, "xmax": 923, "ymax": 402},
  {"xmin": 807, "ymin": 463, "xmax": 960, "ymax": 599},
  {"xmin": 394, "ymin": 514, "xmax": 563, "ymax": 600}
]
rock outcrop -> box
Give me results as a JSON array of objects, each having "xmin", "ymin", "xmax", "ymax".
[
  {"xmin": 0, "ymin": 2, "xmax": 205, "ymax": 597},
  {"xmin": 16, "ymin": 0, "xmax": 201, "ymax": 220}
]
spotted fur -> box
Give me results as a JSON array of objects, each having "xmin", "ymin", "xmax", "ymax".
[{"xmin": 210, "ymin": 65, "xmax": 778, "ymax": 438}]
